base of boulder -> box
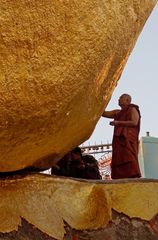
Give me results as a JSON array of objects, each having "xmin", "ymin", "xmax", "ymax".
[{"xmin": 0, "ymin": 174, "xmax": 158, "ymax": 240}]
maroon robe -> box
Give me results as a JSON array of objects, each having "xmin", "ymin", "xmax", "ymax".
[{"xmin": 111, "ymin": 104, "xmax": 141, "ymax": 179}]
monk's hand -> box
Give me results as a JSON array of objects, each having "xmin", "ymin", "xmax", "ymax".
[{"xmin": 109, "ymin": 120, "xmax": 118, "ymax": 126}]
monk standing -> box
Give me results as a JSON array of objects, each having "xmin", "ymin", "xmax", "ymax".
[{"xmin": 102, "ymin": 93, "xmax": 141, "ymax": 179}]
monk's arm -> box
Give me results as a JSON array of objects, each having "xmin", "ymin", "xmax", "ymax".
[
  {"xmin": 110, "ymin": 107, "xmax": 139, "ymax": 126},
  {"xmin": 102, "ymin": 109, "xmax": 120, "ymax": 119}
]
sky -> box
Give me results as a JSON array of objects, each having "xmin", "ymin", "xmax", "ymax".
[{"xmin": 84, "ymin": 3, "xmax": 158, "ymax": 146}]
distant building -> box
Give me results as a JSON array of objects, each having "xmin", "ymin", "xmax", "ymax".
[
  {"xmin": 98, "ymin": 154, "xmax": 111, "ymax": 179},
  {"xmin": 138, "ymin": 132, "xmax": 158, "ymax": 179}
]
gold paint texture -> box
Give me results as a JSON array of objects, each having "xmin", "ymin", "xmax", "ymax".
[
  {"xmin": 0, "ymin": 1, "xmax": 157, "ymax": 171},
  {"xmin": 0, "ymin": 175, "xmax": 158, "ymax": 239}
]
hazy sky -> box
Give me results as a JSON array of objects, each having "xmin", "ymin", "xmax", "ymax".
[{"xmin": 84, "ymin": 3, "xmax": 158, "ymax": 146}]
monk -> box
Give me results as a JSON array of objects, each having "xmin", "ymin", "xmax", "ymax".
[{"xmin": 102, "ymin": 94, "xmax": 141, "ymax": 179}]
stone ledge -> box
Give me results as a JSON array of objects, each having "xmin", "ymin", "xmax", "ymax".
[{"xmin": 0, "ymin": 174, "xmax": 158, "ymax": 239}]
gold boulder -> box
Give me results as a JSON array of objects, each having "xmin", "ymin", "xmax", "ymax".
[{"xmin": 0, "ymin": 0, "xmax": 157, "ymax": 171}]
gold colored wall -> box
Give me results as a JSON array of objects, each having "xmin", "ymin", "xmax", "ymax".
[{"xmin": 0, "ymin": 1, "xmax": 157, "ymax": 171}]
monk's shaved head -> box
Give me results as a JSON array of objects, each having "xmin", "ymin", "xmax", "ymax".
[
  {"xmin": 121, "ymin": 94, "xmax": 131, "ymax": 103},
  {"xmin": 118, "ymin": 93, "xmax": 132, "ymax": 107}
]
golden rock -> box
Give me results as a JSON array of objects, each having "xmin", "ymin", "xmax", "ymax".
[
  {"xmin": 0, "ymin": 1, "xmax": 157, "ymax": 171},
  {"xmin": 0, "ymin": 174, "xmax": 158, "ymax": 239}
]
